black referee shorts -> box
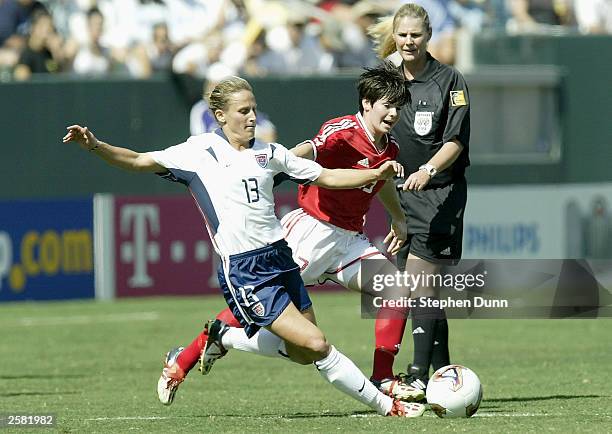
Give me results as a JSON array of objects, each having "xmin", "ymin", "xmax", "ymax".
[{"xmin": 397, "ymin": 177, "xmax": 467, "ymax": 268}]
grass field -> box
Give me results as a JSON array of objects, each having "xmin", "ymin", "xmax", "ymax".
[{"xmin": 1, "ymin": 292, "xmax": 611, "ymax": 433}]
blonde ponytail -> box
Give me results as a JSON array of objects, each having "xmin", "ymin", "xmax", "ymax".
[{"xmin": 368, "ymin": 15, "xmax": 396, "ymax": 59}]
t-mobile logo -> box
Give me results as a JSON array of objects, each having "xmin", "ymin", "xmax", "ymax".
[{"xmin": 120, "ymin": 204, "xmax": 160, "ymax": 287}]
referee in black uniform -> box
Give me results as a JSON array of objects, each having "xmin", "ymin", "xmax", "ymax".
[{"xmin": 370, "ymin": 3, "xmax": 470, "ymax": 391}]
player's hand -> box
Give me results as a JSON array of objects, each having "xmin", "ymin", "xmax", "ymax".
[
  {"xmin": 384, "ymin": 218, "xmax": 407, "ymax": 255},
  {"xmin": 402, "ymin": 169, "xmax": 431, "ymax": 191},
  {"xmin": 377, "ymin": 161, "xmax": 404, "ymax": 180},
  {"xmin": 62, "ymin": 125, "xmax": 100, "ymax": 151}
]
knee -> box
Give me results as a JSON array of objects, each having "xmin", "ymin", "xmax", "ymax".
[
  {"xmin": 285, "ymin": 334, "xmax": 330, "ymax": 365},
  {"xmin": 303, "ymin": 334, "xmax": 330, "ymax": 360}
]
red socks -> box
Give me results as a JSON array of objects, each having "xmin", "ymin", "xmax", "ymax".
[
  {"xmin": 215, "ymin": 307, "xmax": 242, "ymax": 328},
  {"xmin": 371, "ymin": 306, "xmax": 408, "ymax": 381},
  {"xmin": 175, "ymin": 307, "xmax": 241, "ymax": 373},
  {"xmin": 176, "ymin": 330, "xmax": 208, "ymax": 372}
]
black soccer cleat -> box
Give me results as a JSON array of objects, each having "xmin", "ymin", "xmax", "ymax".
[
  {"xmin": 198, "ymin": 319, "xmax": 229, "ymax": 375},
  {"xmin": 398, "ymin": 365, "xmax": 429, "ymax": 403},
  {"xmin": 371, "ymin": 376, "xmax": 426, "ymax": 402}
]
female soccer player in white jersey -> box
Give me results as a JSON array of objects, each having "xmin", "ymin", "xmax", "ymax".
[
  {"xmin": 189, "ymin": 62, "xmax": 422, "ymax": 402},
  {"xmin": 62, "ymin": 76, "xmax": 424, "ymax": 417}
]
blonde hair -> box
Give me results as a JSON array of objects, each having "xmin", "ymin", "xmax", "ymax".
[
  {"xmin": 368, "ymin": 3, "xmax": 431, "ymax": 59},
  {"xmin": 208, "ymin": 76, "xmax": 253, "ymax": 114}
]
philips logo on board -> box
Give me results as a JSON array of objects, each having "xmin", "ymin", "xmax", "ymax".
[{"xmin": 465, "ymin": 223, "xmax": 540, "ymax": 254}]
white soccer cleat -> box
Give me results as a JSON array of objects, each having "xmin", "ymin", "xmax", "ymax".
[
  {"xmin": 387, "ymin": 400, "xmax": 426, "ymax": 418},
  {"xmin": 198, "ymin": 319, "xmax": 229, "ymax": 375},
  {"xmin": 377, "ymin": 377, "xmax": 426, "ymax": 402},
  {"xmin": 157, "ymin": 347, "xmax": 186, "ymax": 405}
]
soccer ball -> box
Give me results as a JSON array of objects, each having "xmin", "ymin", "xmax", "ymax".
[{"xmin": 426, "ymin": 364, "xmax": 483, "ymax": 418}]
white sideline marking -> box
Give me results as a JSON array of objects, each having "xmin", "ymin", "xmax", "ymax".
[
  {"xmin": 12, "ymin": 312, "xmax": 160, "ymax": 327},
  {"xmin": 85, "ymin": 417, "xmax": 169, "ymax": 421},
  {"xmin": 476, "ymin": 412, "xmax": 559, "ymax": 417},
  {"xmin": 86, "ymin": 412, "xmax": 591, "ymax": 422}
]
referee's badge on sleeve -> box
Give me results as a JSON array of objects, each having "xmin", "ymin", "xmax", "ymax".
[
  {"xmin": 414, "ymin": 111, "xmax": 433, "ymax": 136},
  {"xmin": 450, "ymin": 90, "xmax": 467, "ymax": 107}
]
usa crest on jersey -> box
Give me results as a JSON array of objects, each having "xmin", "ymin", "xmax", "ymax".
[
  {"xmin": 414, "ymin": 111, "xmax": 433, "ymax": 136},
  {"xmin": 255, "ymin": 153, "xmax": 268, "ymax": 168}
]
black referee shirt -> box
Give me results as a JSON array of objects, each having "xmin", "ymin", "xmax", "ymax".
[{"xmin": 393, "ymin": 53, "xmax": 470, "ymax": 188}]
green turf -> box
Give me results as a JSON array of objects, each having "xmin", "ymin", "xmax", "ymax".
[{"xmin": 1, "ymin": 292, "xmax": 611, "ymax": 433}]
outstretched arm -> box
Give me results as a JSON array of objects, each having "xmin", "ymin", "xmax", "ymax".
[
  {"xmin": 314, "ymin": 160, "xmax": 404, "ymax": 189},
  {"xmin": 62, "ymin": 125, "xmax": 166, "ymax": 173}
]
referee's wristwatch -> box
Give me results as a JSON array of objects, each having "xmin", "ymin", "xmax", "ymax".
[{"xmin": 419, "ymin": 163, "xmax": 438, "ymax": 178}]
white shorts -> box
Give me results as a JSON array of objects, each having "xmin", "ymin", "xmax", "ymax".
[{"xmin": 280, "ymin": 208, "xmax": 385, "ymax": 288}]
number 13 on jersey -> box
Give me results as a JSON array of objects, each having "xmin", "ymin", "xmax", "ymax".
[{"xmin": 242, "ymin": 178, "xmax": 260, "ymax": 203}]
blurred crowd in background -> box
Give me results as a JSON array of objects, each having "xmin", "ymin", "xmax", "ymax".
[{"xmin": 0, "ymin": 0, "xmax": 610, "ymax": 82}]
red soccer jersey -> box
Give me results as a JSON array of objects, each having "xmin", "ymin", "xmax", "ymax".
[{"xmin": 298, "ymin": 113, "xmax": 399, "ymax": 232}]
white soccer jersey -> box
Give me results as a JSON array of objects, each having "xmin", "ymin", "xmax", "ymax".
[{"xmin": 149, "ymin": 130, "xmax": 323, "ymax": 257}]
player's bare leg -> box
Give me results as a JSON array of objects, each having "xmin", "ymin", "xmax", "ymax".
[
  {"xmin": 299, "ymin": 306, "xmax": 318, "ymax": 325},
  {"xmin": 268, "ymin": 302, "xmax": 424, "ymax": 417},
  {"xmin": 268, "ymin": 304, "xmax": 327, "ymax": 363}
]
